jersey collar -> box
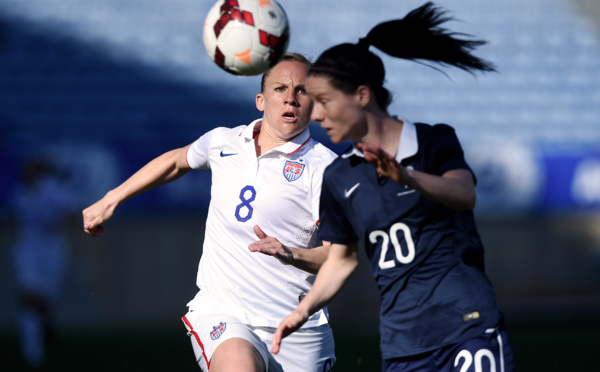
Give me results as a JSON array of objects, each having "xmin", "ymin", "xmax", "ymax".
[
  {"xmin": 394, "ymin": 117, "xmax": 418, "ymax": 163},
  {"xmin": 342, "ymin": 116, "xmax": 418, "ymax": 161},
  {"xmin": 242, "ymin": 119, "xmax": 312, "ymax": 155},
  {"xmin": 241, "ymin": 119, "xmax": 263, "ymax": 140}
]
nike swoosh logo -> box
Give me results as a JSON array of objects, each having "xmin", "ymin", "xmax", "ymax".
[
  {"xmin": 397, "ymin": 190, "xmax": 416, "ymax": 197},
  {"xmin": 220, "ymin": 150, "xmax": 237, "ymax": 157},
  {"xmin": 344, "ymin": 183, "xmax": 360, "ymax": 198}
]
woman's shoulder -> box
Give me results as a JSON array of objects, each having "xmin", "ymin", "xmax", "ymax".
[
  {"xmin": 414, "ymin": 122, "xmax": 456, "ymax": 133},
  {"xmin": 306, "ymin": 139, "xmax": 338, "ymax": 161}
]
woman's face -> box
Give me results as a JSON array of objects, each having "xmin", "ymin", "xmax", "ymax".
[
  {"xmin": 306, "ymin": 75, "xmax": 368, "ymax": 144},
  {"xmin": 255, "ymin": 60, "xmax": 313, "ymax": 141}
]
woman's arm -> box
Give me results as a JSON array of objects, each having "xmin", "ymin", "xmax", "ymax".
[
  {"xmin": 82, "ymin": 144, "xmax": 192, "ymax": 236},
  {"xmin": 248, "ymin": 225, "xmax": 331, "ymax": 274},
  {"xmin": 271, "ymin": 241, "xmax": 359, "ymax": 353},
  {"xmin": 357, "ymin": 143, "xmax": 476, "ymax": 211}
]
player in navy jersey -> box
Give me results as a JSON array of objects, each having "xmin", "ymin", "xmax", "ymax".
[{"xmin": 266, "ymin": 3, "xmax": 515, "ymax": 371}]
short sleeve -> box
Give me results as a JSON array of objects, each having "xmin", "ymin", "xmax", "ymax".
[
  {"xmin": 423, "ymin": 124, "xmax": 474, "ymax": 180},
  {"xmin": 186, "ymin": 127, "xmax": 225, "ymax": 170}
]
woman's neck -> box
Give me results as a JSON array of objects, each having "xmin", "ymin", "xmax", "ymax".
[{"xmin": 360, "ymin": 115, "xmax": 404, "ymax": 157}]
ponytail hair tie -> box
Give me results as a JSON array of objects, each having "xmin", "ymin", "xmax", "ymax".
[{"xmin": 357, "ymin": 37, "xmax": 371, "ymax": 50}]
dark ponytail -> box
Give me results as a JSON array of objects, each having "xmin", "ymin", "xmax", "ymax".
[
  {"xmin": 361, "ymin": 2, "xmax": 496, "ymax": 73},
  {"xmin": 309, "ymin": 2, "xmax": 495, "ymax": 110}
]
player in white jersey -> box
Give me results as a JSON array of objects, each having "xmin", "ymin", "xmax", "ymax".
[{"xmin": 82, "ymin": 53, "xmax": 337, "ymax": 372}]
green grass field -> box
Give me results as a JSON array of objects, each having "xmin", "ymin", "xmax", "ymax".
[{"xmin": 3, "ymin": 320, "xmax": 599, "ymax": 371}]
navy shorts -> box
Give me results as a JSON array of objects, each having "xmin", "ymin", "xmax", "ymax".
[{"xmin": 382, "ymin": 323, "xmax": 514, "ymax": 372}]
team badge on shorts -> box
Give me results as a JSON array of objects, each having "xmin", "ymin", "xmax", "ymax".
[
  {"xmin": 210, "ymin": 322, "xmax": 227, "ymax": 340},
  {"xmin": 283, "ymin": 161, "xmax": 305, "ymax": 182}
]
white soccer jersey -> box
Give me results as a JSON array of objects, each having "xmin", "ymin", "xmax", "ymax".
[{"xmin": 186, "ymin": 119, "xmax": 337, "ymax": 328}]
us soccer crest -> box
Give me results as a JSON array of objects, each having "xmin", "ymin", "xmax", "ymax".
[
  {"xmin": 283, "ymin": 160, "xmax": 305, "ymax": 182},
  {"xmin": 210, "ymin": 322, "xmax": 226, "ymax": 340}
]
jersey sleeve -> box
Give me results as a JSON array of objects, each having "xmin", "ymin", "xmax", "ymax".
[
  {"xmin": 424, "ymin": 124, "xmax": 474, "ymax": 180},
  {"xmin": 317, "ymin": 168, "xmax": 359, "ymax": 244},
  {"xmin": 186, "ymin": 127, "xmax": 225, "ymax": 170}
]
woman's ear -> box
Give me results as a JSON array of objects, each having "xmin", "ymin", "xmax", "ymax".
[
  {"xmin": 256, "ymin": 93, "xmax": 265, "ymax": 112},
  {"xmin": 355, "ymin": 85, "xmax": 371, "ymax": 108}
]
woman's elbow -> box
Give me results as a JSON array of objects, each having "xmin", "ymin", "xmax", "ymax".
[
  {"xmin": 448, "ymin": 187, "xmax": 477, "ymax": 211},
  {"xmin": 460, "ymin": 190, "xmax": 477, "ymax": 211}
]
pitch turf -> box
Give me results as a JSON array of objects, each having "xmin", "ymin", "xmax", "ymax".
[{"xmin": 2, "ymin": 321, "xmax": 599, "ymax": 371}]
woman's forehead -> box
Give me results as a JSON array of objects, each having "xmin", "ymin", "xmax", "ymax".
[
  {"xmin": 306, "ymin": 75, "xmax": 333, "ymax": 91},
  {"xmin": 266, "ymin": 61, "xmax": 308, "ymax": 84}
]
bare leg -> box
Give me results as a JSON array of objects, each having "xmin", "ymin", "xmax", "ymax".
[{"xmin": 209, "ymin": 338, "xmax": 266, "ymax": 372}]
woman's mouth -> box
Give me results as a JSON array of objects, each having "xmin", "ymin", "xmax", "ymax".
[{"xmin": 282, "ymin": 111, "xmax": 297, "ymax": 122}]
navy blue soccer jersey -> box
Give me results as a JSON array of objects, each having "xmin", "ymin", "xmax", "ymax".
[{"xmin": 318, "ymin": 121, "xmax": 502, "ymax": 360}]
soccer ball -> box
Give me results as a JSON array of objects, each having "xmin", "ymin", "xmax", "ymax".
[{"xmin": 203, "ymin": 0, "xmax": 290, "ymax": 76}]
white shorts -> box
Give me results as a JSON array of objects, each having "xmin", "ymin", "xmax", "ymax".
[{"xmin": 182, "ymin": 309, "xmax": 335, "ymax": 372}]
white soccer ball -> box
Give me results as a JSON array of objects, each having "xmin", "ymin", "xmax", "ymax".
[{"xmin": 203, "ymin": 0, "xmax": 290, "ymax": 76}]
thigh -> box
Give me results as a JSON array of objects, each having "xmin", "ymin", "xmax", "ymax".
[
  {"xmin": 210, "ymin": 338, "xmax": 266, "ymax": 372},
  {"xmin": 182, "ymin": 310, "xmax": 271, "ymax": 372},
  {"xmin": 253, "ymin": 324, "xmax": 336, "ymax": 372}
]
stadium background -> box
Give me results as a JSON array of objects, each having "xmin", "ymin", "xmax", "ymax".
[{"xmin": 1, "ymin": 0, "xmax": 599, "ymax": 370}]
